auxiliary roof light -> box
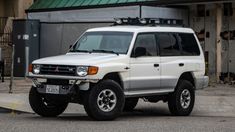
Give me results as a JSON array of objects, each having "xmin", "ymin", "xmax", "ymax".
[
  {"xmin": 139, "ymin": 18, "xmax": 147, "ymax": 24},
  {"xmin": 167, "ymin": 20, "xmax": 171, "ymax": 24},
  {"xmin": 114, "ymin": 18, "xmax": 122, "ymax": 24},
  {"xmin": 113, "ymin": 18, "xmax": 183, "ymax": 26},
  {"xmin": 154, "ymin": 19, "xmax": 160, "ymax": 24}
]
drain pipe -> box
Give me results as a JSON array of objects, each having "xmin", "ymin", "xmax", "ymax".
[{"xmin": 9, "ymin": 44, "xmax": 15, "ymax": 93}]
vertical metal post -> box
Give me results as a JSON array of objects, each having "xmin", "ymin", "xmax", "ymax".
[
  {"xmin": 9, "ymin": 44, "xmax": 15, "ymax": 93},
  {"xmin": 25, "ymin": 46, "xmax": 29, "ymax": 77},
  {"xmin": 1, "ymin": 60, "xmax": 4, "ymax": 82},
  {"xmin": 227, "ymin": 5, "xmax": 231, "ymax": 82},
  {"xmin": 216, "ymin": 4, "xmax": 222, "ymax": 83}
]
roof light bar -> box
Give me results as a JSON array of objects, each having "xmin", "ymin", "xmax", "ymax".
[{"xmin": 114, "ymin": 18, "xmax": 183, "ymax": 26}]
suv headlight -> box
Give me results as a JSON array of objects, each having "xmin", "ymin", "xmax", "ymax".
[
  {"xmin": 76, "ymin": 66, "xmax": 99, "ymax": 77},
  {"xmin": 76, "ymin": 66, "xmax": 88, "ymax": 77},
  {"xmin": 33, "ymin": 65, "xmax": 41, "ymax": 74}
]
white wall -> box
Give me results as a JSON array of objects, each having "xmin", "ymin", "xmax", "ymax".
[
  {"xmin": 141, "ymin": 6, "xmax": 189, "ymax": 25},
  {"xmin": 28, "ymin": 6, "xmax": 140, "ymax": 22},
  {"xmin": 28, "ymin": 6, "xmax": 189, "ymax": 24}
]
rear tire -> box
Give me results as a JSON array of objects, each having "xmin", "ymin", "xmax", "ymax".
[
  {"xmin": 29, "ymin": 86, "xmax": 68, "ymax": 117},
  {"xmin": 83, "ymin": 80, "xmax": 125, "ymax": 121},
  {"xmin": 168, "ymin": 80, "xmax": 195, "ymax": 116},
  {"xmin": 123, "ymin": 98, "xmax": 138, "ymax": 111}
]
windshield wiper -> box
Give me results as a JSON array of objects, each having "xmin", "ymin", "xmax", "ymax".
[
  {"xmin": 92, "ymin": 49, "xmax": 119, "ymax": 55},
  {"xmin": 69, "ymin": 49, "xmax": 91, "ymax": 53}
]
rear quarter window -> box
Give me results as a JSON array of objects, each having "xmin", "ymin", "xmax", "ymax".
[{"xmin": 177, "ymin": 33, "xmax": 201, "ymax": 56}]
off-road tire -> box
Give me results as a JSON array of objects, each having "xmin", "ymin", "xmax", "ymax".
[
  {"xmin": 123, "ymin": 98, "xmax": 139, "ymax": 111},
  {"xmin": 29, "ymin": 86, "xmax": 68, "ymax": 117},
  {"xmin": 168, "ymin": 79, "xmax": 195, "ymax": 116},
  {"xmin": 83, "ymin": 80, "xmax": 125, "ymax": 121}
]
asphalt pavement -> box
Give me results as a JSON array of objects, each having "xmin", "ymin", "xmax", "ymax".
[
  {"xmin": 0, "ymin": 80, "xmax": 235, "ymax": 132},
  {"xmin": 0, "ymin": 99, "xmax": 235, "ymax": 132}
]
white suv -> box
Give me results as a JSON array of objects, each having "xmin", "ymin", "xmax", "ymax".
[{"xmin": 28, "ymin": 18, "xmax": 208, "ymax": 120}]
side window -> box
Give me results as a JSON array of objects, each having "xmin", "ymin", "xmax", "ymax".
[
  {"xmin": 133, "ymin": 34, "xmax": 157, "ymax": 57},
  {"xmin": 157, "ymin": 33, "xmax": 181, "ymax": 56},
  {"xmin": 178, "ymin": 33, "xmax": 201, "ymax": 56}
]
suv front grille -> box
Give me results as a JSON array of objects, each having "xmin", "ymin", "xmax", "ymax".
[{"xmin": 40, "ymin": 65, "xmax": 76, "ymax": 76}]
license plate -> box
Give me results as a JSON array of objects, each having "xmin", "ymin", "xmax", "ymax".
[{"xmin": 46, "ymin": 85, "xmax": 60, "ymax": 94}]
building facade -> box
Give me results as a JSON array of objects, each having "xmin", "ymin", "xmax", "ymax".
[{"xmin": 0, "ymin": 0, "xmax": 33, "ymax": 75}]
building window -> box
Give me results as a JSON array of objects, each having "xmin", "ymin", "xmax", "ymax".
[
  {"xmin": 224, "ymin": 3, "xmax": 233, "ymax": 16},
  {"xmin": 197, "ymin": 4, "xmax": 205, "ymax": 17}
]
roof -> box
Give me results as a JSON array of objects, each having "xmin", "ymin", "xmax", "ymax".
[
  {"xmin": 27, "ymin": 0, "xmax": 233, "ymax": 13},
  {"xmin": 27, "ymin": 0, "xmax": 157, "ymax": 12},
  {"xmin": 86, "ymin": 26, "xmax": 195, "ymax": 33}
]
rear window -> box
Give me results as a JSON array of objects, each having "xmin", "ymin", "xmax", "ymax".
[
  {"xmin": 157, "ymin": 33, "xmax": 181, "ymax": 56},
  {"xmin": 178, "ymin": 33, "xmax": 201, "ymax": 56}
]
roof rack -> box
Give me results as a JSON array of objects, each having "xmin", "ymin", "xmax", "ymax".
[{"xmin": 113, "ymin": 17, "xmax": 184, "ymax": 27}]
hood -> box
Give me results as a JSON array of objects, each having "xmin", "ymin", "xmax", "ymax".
[{"xmin": 32, "ymin": 53, "xmax": 127, "ymax": 66}]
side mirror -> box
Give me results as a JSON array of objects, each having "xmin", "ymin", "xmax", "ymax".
[{"xmin": 134, "ymin": 47, "xmax": 146, "ymax": 57}]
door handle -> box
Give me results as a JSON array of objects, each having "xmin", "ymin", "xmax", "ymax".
[
  {"xmin": 154, "ymin": 64, "xmax": 159, "ymax": 67},
  {"xmin": 179, "ymin": 63, "xmax": 184, "ymax": 67}
]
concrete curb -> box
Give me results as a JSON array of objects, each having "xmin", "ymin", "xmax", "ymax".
[
  {"xmin": 0, "ymin": 93, "xmax": 34, "ymax": 113},
  {"xmin": 0, "ymin": 107, "xmax": 31, "ymax": 114},
  {"xmin": 0, "ymin": 107, "xmax": 13, "ymax": 113}
]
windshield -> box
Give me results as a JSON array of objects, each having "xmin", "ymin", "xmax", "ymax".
[{"xmin": 70, "ymin": 31, "xmax": 133, "ymax": 54}]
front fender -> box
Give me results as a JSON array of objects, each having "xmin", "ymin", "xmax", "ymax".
[{"xmin": 92, "ymin": 63, "xmax": 129, "ymax": 80}]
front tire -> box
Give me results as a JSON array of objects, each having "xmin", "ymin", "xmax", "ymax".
[
  {"xmin": 168, "ymin": 80, "xmax": 195, "ymax": 116},
  {"xmin": 83, "ymin": 80, "xmax": 125, "ymax": 121},
  {"xmin": 29, "ymin": 86, "xmax": 68, "ymax": 117}
]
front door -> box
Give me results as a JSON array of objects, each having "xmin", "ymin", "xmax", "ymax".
[{"xmin": 129, "ymin": 33, "xmax": 161, "ymax": 94}]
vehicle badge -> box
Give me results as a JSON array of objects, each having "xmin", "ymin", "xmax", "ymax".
[{"xmin": 55, "ymin": 66, "xmax": 59, "ymax": 72}]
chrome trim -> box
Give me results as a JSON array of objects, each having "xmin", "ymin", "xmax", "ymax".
[{"xmin": 124, "ymin": 89, "xmax": 174, "ymax": 97}]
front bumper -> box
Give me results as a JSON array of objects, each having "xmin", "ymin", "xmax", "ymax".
[
  {"xmin": 195, "ymin": 76, "xmax": 209, "ymax": 90},
  {"xmin": 27, "ymin": 73, "xmax": 99, "ymax": 83}
]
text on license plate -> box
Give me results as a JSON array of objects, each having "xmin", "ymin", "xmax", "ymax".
[{"xmin": 46, "ymin": 85, "xmax": 60, "ymax": 94}]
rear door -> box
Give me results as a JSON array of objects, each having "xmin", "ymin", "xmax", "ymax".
[{"xmin": 156, "ymin": 33, "xmax": 183, "ymax": 90}]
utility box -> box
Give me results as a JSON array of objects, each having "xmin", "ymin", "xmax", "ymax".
[{"xmin": 13, "ymin": 19, "xmax": 40, "ymax": 77}]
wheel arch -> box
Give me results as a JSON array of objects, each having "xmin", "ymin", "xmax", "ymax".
[
  {"xmin": 178, "ymin": 72, "xmax": 195, "ymax": 89},
  {"xmin": 102, "ymin": 72, "xmax": 124, "ymax": 89}
]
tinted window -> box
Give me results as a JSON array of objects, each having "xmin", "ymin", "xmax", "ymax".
[
  {"xmin": 157, "ymin": 33, "xmax": 181, "ymax": 56},
  {"xmin": 133, "ymin": 34, "xmax": 157, "ymax": 56},
  {"xmin": 178, "ymin": 33, "xmax": 200, "ymax": 56}
]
